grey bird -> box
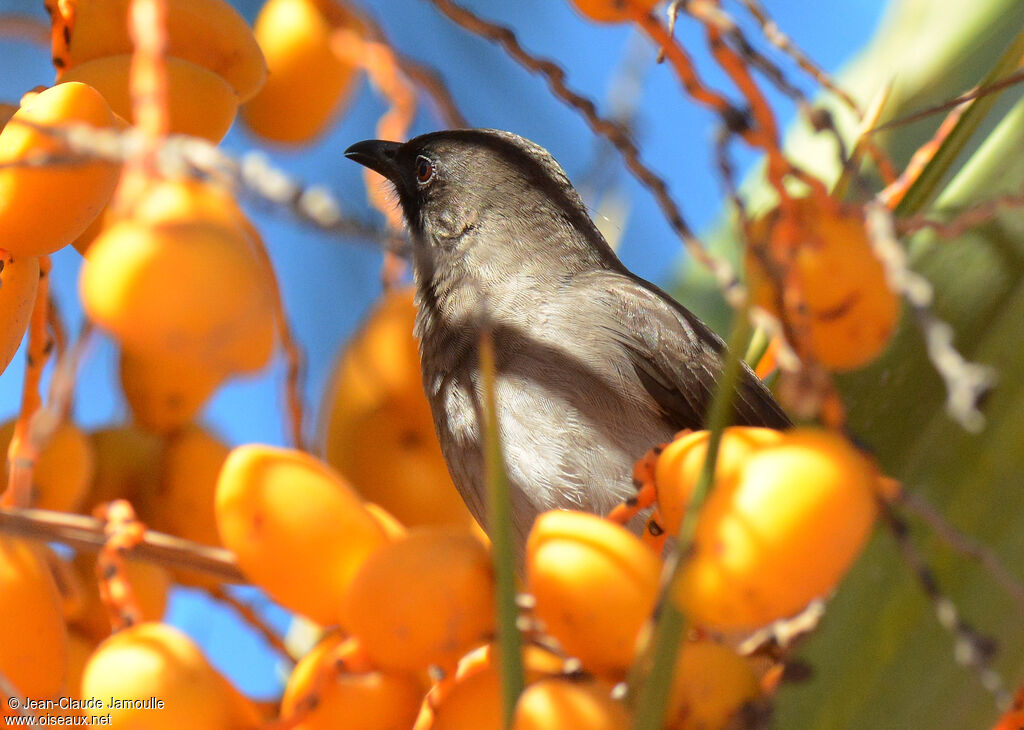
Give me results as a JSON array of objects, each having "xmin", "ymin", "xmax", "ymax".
[{"xmin": 345, "ymin": 129, "xmax": 790, "ymax": 555}]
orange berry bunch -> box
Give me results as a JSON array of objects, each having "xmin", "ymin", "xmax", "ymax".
[
  {"xmin": 50, "ymin": 0, "xmax": 267, "ymax": 142},
  {"xmin": 746, "ymin": 196, "xmax": 901, "ymax": 372}
]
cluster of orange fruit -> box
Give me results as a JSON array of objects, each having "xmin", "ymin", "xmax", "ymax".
[{"xmin": 0, "ymin": 0, "xmax": 898, "ymax": 727}]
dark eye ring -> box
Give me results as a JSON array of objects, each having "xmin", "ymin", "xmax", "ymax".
[{"xmin": 416, "ymin": 156, "xmax": 435, "ymax": 184}]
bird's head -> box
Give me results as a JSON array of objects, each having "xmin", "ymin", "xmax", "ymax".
[{"xmin": 345, "ymin": 129, "xmax": 618, "ymax": 287}]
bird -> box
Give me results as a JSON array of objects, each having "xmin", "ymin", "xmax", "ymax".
[{"xmin": 345, "ymin": 129, "xmax": 790, "ymax": 556}]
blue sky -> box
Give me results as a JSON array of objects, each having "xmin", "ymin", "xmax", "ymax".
[{"xmin": 0, "ymin": 0, "xmax": 887, "ymax": 698}]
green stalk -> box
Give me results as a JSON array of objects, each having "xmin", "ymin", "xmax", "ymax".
[
  {"xmin": 479, "ymin": 328, "xmax": 525, "ymax": 729},
  {"xmin": 630, "ymin": 314, "xmax": 752, "ymax": 730},
  {"xmin": 743, "ymin": 325, "xmax": 771, "ymax": 371},
  {"xmin": 894, "ymin": 27, "xmax": 1024, "ymax": 217}
]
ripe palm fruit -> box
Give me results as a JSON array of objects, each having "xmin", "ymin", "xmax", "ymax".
[
  {"xmin": 654, "ymin": 427, "xmax": 784, "ymax": 535},
  {"xmin": 0, "ymin": 419, "xmax": 95, "ymax": 512},
  {"xmin": 80, "ymin": 424, "xmax": 162, "ymax": 511},
  {"xmin": 140, "ymin": 425, "xmax": 227, "ymax": 549},
  {"xmin": 569, "ymin": 0, "xmax": 658, "ymax": 23},
  {"xmin": 0, "ymin": 82, "xmax": 119, "ymax": 256},
  {"xmin": 746, "ymin": 197, "xmax": 900, "ymax": 371},
  {"xmin": 119, "ymin": 349, "xmax": 223, "ymax": 433},
  {"xmin": 62, "ymin": 54, "xmax": 239, "ymax": 143},
  {"xmin": 667, "ymin": 641, "xmax": 760, "ymax": 730},
  {"xmin": 420, "ymin": 643, "xmax": 565, "ymax": 730},
  {"xmin": 513, "ymin": 678, "xmax": 630, "ymax": 730},
  {"xmin": 65, "ymin": 629, "xmax": 97, "ymax": 698},
  {"xmin": 243, "ymin": 0, "xmax": 362, "ymax": 143},
  {"xmin": 322, "ymin": 288, "xmax": 475, "ymax": 529},
  {"xmin": 56, "ymin": 0, "xmax": 267, "ymax": 101},
  {"xmin": 0, "ymin": 252, "xmax": 38, "ymax": 376},
  {"xmin": 0, "ymin": 537, "xmax": 68, "ymax": 699},
  {"xmin": 80, "ymin": 622, "xmax": 261, "ymax": 730},
  {"xmin": 672, "ymin": 428, "xmax": 879, "ymax": 629},
  {"xmin": 343, "ymin": 527, "xmax": 494, "ymax": 672},
  {"xmin": 215, "ymin": 445, "xmax": 389, "ymax": 625},
  {"xmin": 281, "ymin": 634, "xmax": 424, "ymax": 730},
  {"xmin": 526, "ymin": 510, "xmax": 660, "ymax": 677},
  {"xmin": 80, "ymin": 216, "xmax": 275, "ymax": 374}
]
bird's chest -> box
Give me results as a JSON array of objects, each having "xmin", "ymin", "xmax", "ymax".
[{"xmin": 420, "ymin": 312, "xmax": 672, "ymax": 518}]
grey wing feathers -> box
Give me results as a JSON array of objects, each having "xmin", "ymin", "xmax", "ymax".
[{"xmin": 600, "ymin": 273, "xmax": 792, "ymax": 431}]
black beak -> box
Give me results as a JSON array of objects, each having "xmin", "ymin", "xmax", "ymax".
[{"xmin": 344, "ymin": 139, "xmax": 403, "ymax": 183}]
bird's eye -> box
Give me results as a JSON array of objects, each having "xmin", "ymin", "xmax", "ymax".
[{"xmin": 415, "ymin": 156, "xmax": 435, "ymax": 184}]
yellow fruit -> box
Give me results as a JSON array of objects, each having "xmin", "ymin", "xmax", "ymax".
[
  {"xmin": 66, "ymin": 552, "xmax": 170, "ymax": 641},
  {"xmin": 0, "ymin": 537, "xmax": 68, "ymax": 699},
  {"xmin": 654, "ymin": 427, "xmax": 784, "ymax": 535},
  {"xmin": 569, "ymin": 0, "xmax": 658, "ymax": 23},
  {"xmin": 322, "ymin": 288, "xmax": 474, "ymax": 529},
  {"xmin": 344, "ymin": 527, "xmax": 494, "ymax": 672},
  {"xmin": 667, "ymin": 641, "xmax": 759, "ymax": 730},
  {"xmin": 0, "ymin": 82, "xmax": 119, "ymax": 256},
  {"xmin": 746, "ymin": 198, "xmax": 900, "ymax": 371},
  {"xmin": 423, "ymin": 644, "xmax": 566, "ymax": 730},
  {"xmin": 120, "ymin": 349, "xmax": 224, "ymax": 433},
  {"xmin": 72, "ymin": 171, "xmax": 241, "ymax": 257},
  {"xmin": 526, "ymin": 510, "xmax": 659, "ymax": 677},
  {"xmin": 62, "ymin": 54, "xmax": 239, "ymax": 143},
  {"xmin": 59, "ymin": 0, "xmax": 267, "ymax": 101},
  {"xmin": 674, "ymin": 429, "xmax": 879, "ymax": 629},
  {"xmin": 80, "ymin": 622, "xmax": 261, "ymax": 729},
  {"xmin": 80, "ymin": 425, "xmax": 162, "ymax": 511},
  {"xmin": 216, "ymin": 445, "xmax": 389, "ymax": 625},
  {"xmin": 140, "ymin": 426, "xmax": 227, "ymax": 549},
  {"xmin": 80, "ymin": 218, "xmax": 274, "ymax": 373},
  {"xmin": 0, "ymin": 419, "xmax": 95, "ymax": 512},
  {"xmin": 0, "ymin": 252, "xmax": 38, "ymax": 376},
  {"xmin": 513, "ymin": 678, "xmax": 630, "ymax": 730},
  {"xmin": 243, "ymin": 0, "xmax": 361, "ymax": 143},
  {"xmin": 282, "ymin": 634, "xmax": 424, "ymax": 730}
]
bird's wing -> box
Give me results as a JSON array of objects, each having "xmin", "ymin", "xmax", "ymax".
[{"xmin": 585, "ymin": 270, "xmax": 792, "ymax": 430}]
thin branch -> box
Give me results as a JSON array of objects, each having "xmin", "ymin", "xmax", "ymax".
[
  {"xmin": 865, "ymin": 202, "xmax": 996, "ymax": 432},
  {"xmin": 210, "ymin": 585, "xmax": 296, "ymax": 661},
  {"xmin": 0, "ymin": 507, "xmax": 245, "ymax": 583}
]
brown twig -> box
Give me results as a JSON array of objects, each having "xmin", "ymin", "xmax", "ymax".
[
  {"xmin": 0, "ymin": 506, "xmax": 245, "ymax": 583},
  {"xmin": 210, "ymin": 585, "xmax": 295, "ymax": 661},
  {"xmin": 879, "ymin": 501, "xmax": 1009, "ymax": 709},
  {"xmin": 394, "ymin": 51, "xmax": 470, "ymax": 128},
  {"xmin": 424, "ymin": 0, "xmax": 743, "ymax": 304},
  {"xmin": 0, "ymin": 13, "xmax": 49, "ymax": 44},
  {"xmin": 893, "ymin": 487, "xmax": 1024, "ymax": 613}
]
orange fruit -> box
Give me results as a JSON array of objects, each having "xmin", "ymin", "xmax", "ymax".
[
  {"xmin": 59, "ymin": 0, "xmax": 267, "ymax": 101},
  {"xmin": 119, "ymin": 349, "xmax": 224, "ymax": 433},
  {"xmin": 0, "ymin": 537, "xmax": 68, "ymax": 699},
  {"xmin": 0, "ymin": 252, "xmax": 38, "ymax": 376},
  {"xmin": 666, "ymin": 641, "xmax": 759, "ymax": 730},
  {"xmin": 80, "ymin": 622, "xmax": 261, "ymax": 729},
  {"xmin": 344, "ymin": 527, "xmax": 494, "ymax": 672},
  {"xmin": 513, "ymin": 678, "xmax": 630, "ymax": 730},
  {"xmin": 281, "ymin": 633, "xmax": 424, "ymax": 730},
  {"xmin": 746, "ymin": 198, "xmax": 900, "ymax": 371},
  {"xmin": 215, "ymin": 444, "xmax": 388, "ymax": 625},
  {"xmin": 0, "ymin": 82, "xmax": 119, "ymax": 256},
  {"xmin": 243, "ymin": 0, "xmax": 362, "ymax": 143},
  {"xmin": 0, "ymin": 419, "xmax": 95, "ymax": 512},
  {"xmin": 80, "ymin": 424, "xmax": 163, "ymax": 511},
  {"xmin": 62, "ymin": 54, "xmax": 239, "ymax": 143},
  {"xmin": 526, "ymin": 510, "xmax": 659, "ymax": 677},
  {"xmin": 80, "ymin": 218, "xmax": 274, "ymax": 373},
  {"xmin": 674, "ymin": 429, "xmax": 879, "ymax": 629}
]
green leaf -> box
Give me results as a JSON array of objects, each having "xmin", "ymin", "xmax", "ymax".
[{"xmin": 775, "ymin": 91, "xmax": 1024, "ymax": 730}]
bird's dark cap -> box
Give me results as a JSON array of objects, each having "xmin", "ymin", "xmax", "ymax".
[{"xmin": 344, "ymin": 139, "xmax": 403, "ymax": 183}]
